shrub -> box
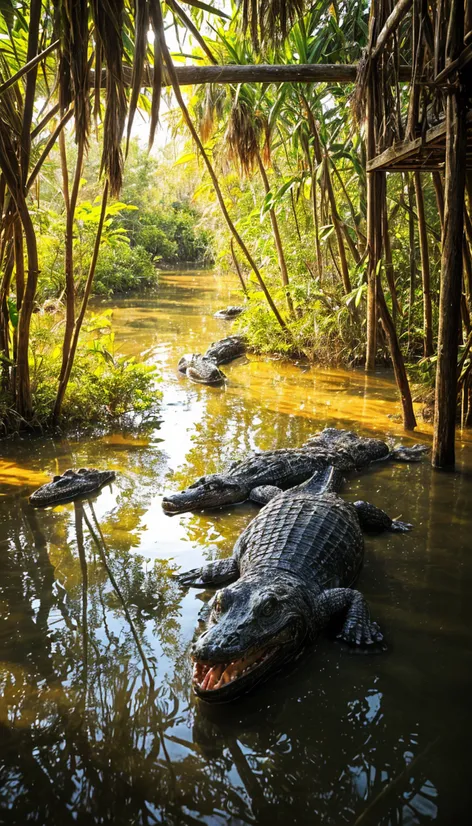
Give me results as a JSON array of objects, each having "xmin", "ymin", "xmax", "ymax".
[
  {"xmin": 93, "ymin": 244, "xmax": 158, "ymax": 295},
  {"xmin": 14, "ymin": 309, "xmax": 162, "ymax": 432}
]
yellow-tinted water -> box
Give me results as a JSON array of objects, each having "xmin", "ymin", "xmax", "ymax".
[{"xmin": 0, "ymin": 270, "xmax": 471, "ymax": 825}]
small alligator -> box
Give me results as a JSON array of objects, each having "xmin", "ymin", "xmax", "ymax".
[
  {"xmin": 214, "ymin": 306, "xmax": 245, "ymax": 319},
  {"xmin": 30, "ymin": 468, "xmax": 115, "ymax": 507},
  {"xmin": 204, "ymin": 335, "xmax": 246, "ymax": 365},
  {"xmin": 177, "ymin": 354, "xmax": 226, "ymax": 386},
  {"xmin": 162, "ymin": 428, "xmax": 428, "ymax": 514},
  {"xmin": 179, "ymin": 467, "xmax": 411, "ymax": 702}
]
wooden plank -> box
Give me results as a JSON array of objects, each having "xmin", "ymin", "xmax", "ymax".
[
  {"xmin": 367, "ymin": 111, "xmax": 472, "ymax": 171},
  {"xmin": 91, "ymin": 62, "xmax": 412, "ymax": 89},
  {"xmin": 434, "ymin": 41, "xmax": 472, "ymax": 82}
]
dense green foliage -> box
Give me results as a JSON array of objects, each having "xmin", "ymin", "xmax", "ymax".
[
  {"xmin": 0, "ymin": 309, "xmax": 160, "ymax": 434},
  {"xmin": 35, "ymin": 141, "xmax": 214, "ymax": 300},
  {"xmin": 169, "ymin": 5, "xmax": 444, "ymax": 372}
]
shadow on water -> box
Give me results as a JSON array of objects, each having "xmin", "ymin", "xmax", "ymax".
[{"xmin": 0, "ymin": 270, "xmax": 471, "ymax": 824}]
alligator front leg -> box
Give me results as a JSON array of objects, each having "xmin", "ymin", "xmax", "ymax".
[
  {"xmin": 177, "ymin": 557, "xmax": 239, "ymax": 588},
  {"xmin": 249, "ymin": 485, "xmax": 282, "ymax": 505},
  {"xmin": 354, "ymin": 500, "xmax": 412, "ymax": 532},
  {"xmin": 315, "ymin": 588, "xmax": 384, "ymax": 648}
]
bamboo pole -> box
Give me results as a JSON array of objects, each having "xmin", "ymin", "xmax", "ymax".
[
  {"xmin": 92, "ymin": 63, "xmax": 413, "ymax": 89},
  {"xmin": 257, "ymin": 152, "xmax": 294, "ymax": 316},
  {"xmin": 414, "ymin": 171, "xmax": 434, "ymax": 356}
]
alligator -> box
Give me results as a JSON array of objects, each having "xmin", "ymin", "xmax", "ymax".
[
  {"xmin": 204, "ymin": 335, "xmax": 246, "ymax": 365},
  {"xmin": 214, "ymin": 306, "xmax": 245, "ymax": 319},
  {"xmin": 179, "ymin": 466, "xmax": 412, "ymax": 702},
  {"xmin": 177, "ymin": 354, "xmax": 226, "ymax": 386},
  {"xmin": 30, "ymin": 468, "xmax": 116, "ymax": 507},
  {"xmin": 162, "ymin": 427, "xmax": 428, "ymax": 514}
]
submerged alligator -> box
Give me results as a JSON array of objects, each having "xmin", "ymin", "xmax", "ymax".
[
  {"xmin": 179, "ymin": 466, "xmax": 411, "ymax": 701},
  {"xmin": 214, "ymin": 306, "xmax": 245, "ymax": 319},
  {"xmin": 177, "ymin": 336, "xmax": 245, "ymax": 385},
  {"xmin": 162, "ymin": 428, "xmax": 428, "ymax": 514},
  {"xmin": 178, "ymin": 354, "xmax": 226, "ymax": 386},
  {"xmin": 204, "ymin": 335, "xmax": 246, "ymax": 365},
  {"xmin": 30, "ymin": 468, "xmax": 116, "ymax": 507}
]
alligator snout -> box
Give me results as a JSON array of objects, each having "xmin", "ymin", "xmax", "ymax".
[{"xmin": 192, "ymin": 628, "xmax": 241, "ymax": 661}]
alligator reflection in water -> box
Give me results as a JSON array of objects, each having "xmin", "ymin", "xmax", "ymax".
[{"xmin": 0, "ymin": 271, "xmax": 471, "ymax": 824}]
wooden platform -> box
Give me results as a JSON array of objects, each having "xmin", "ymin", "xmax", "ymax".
[{"xmin": 367, "ymin": 111, "xmax": 472, "ymax": 172}]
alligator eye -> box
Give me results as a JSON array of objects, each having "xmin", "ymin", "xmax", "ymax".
[{"xmin": 260, "ymin": 597, "xmax": 277, "ymax": 617}]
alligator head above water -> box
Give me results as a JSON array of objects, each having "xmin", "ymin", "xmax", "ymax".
[
  {"xmin": 191, "ymin": 574, "xmax": 309, "ymax": 700},
  {"xmin": 177, "ymin": 354, "xmax": 226, "ymax": 386},
  {"xmin": 29, "ymin": 468, "xmax": 116, "ymax": 507},
  {"xmin": 204, "ymin": 335, "xmax": 246, "ymax": 365},
  {"xmin": 213, "ymin": 306, "xmax": 245, "ymax": 319}
]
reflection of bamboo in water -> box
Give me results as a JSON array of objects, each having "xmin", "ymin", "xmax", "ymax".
[
  {"xmin": 75, "ymin": 501, "xmax": 179, "ymax": 793},
  {"xmin": 353, "ymin": 737, "xmax": 440, "ymax": 826},
  {"xmin": 227, "ymin": 737, "xmax": 268, "ymax": 817},
  {"xmin": 82, "ymin": 500, "xmax": 155, "ymax": 688},
  {"xmin": 74, "ymin": 503, "xmax": 88, "ymax": 696}
]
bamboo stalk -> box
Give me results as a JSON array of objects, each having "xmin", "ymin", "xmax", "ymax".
[
  {"xmin": 257, "ymin": 152, "xmax": 294, "ymax": 316},
  {"xmin": 230, "ymin": 238, "xmax": 247, "ymax": 295},
  {"xmin": 53, "ymin": 180, "xmax": 109, "ymax": 424},
  {"xmin": 414, "ymin": 171, "xmax": 434, "ymax": 356},
  {"xmin": 150, "ymin": 2, "xmax": 286, "ymax": 331}
]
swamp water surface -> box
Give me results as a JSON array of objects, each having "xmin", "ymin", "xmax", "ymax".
[{"xmin": 0, "ymin": 270, "xmax": 471, "ymax": 825}]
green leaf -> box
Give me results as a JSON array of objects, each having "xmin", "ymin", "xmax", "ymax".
[{"xmin": 7, "ymin": 296, "xmax": 18, "ymax": 328}]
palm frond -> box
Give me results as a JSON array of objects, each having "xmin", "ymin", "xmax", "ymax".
[
  {"xmin": 91, "ymin": 0, "xmax": 127, "ymax": 195},
  {"xmin": 240, "ymin": 0, "xmax": 307, "ymax": 49}
]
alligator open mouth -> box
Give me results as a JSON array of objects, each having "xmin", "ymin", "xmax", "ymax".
[{"xmin": 193, "ymin": 645, "xmax": 281, "ymax": 695}]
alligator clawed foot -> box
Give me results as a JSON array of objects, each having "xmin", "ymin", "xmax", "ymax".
[
  {"xmin": 337, "ymin": 619, "xmax": 385, "ymax": 651},
  {"xmin": 390, "ymin": 519, "xmax": 413, "ymax": 532}
]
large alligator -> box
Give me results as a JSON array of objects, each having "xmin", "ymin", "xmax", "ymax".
[
  {"xmin": 204, "ymin": 335, "xmax": 246, "ymax": 365},
  {"xmin": 179, "ymin": 467, "xmax": 411, "ymax": 701},
  {"xmin": 30, "ymin": 468, "xmax": 115, "ymax": 507},
  {"xmin": 162, "ymin": 428, "xmax": 428, "ymax": 514},
  {"xmin": 178, "ymin": 354, "xmax": 226, "ymax": 386}
]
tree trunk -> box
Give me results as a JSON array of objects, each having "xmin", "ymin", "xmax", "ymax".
[
  {"xmin": 58, "ymin": 136, "xmax": 84, "ymax": 385},
  {"xmin": 230, "ymin": 239, "xmax": 247, "ymax": 296},
  {"xmin": 432, "ymin": 0, "xmax": 467, "ymax": 468},
  {"xmin": 53, "ymin": 182, "xmax": 109, "ymax": 424},
  {"xmin": 257, "ymin": 152, "xmax": 294, "ymax": 316},
  {"xmin": 406, "ymin": 174, "xmax": 417, "ymax": 352},
  {"xmin": 16, "ymin": 198, "xmax": 39, "ymax": 419},
  {"xmin": 365, "ymin": 81, "xmax": 378, "ymax": 370},
  {"xmin": 324, "ymin": 157, "xmax": 352, "ymax": 295},
  {"xmin": 414, "ymin": 171, "xmax": 434, "ymax": 356},
  {"xmin": 377, "ymin": 280, "xmax": 417, "ymax": 430},
  {"xmin": 382, "ymin": 205, "xmax": 402, "ymax": 322}
]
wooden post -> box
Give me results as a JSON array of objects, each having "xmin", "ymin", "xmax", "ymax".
[
  {"xmin": 366, "ymin": 80, "xmax": 377, "ymax": 371},
  {"xmin": 432, "ymin": 0, "xmax": 467, "ymax": 467},
  {"xmin": 414, "ymin": 171, "xmax": 434, "ymax": 356}
]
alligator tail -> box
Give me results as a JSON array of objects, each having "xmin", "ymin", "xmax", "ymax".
[{"xmin": 298, "ymin": 466, "xmax": 344, "ymax": 494}]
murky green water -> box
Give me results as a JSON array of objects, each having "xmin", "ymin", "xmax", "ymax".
[{"xmin": 1, "ymin": 270, "xmax": 471, "ymax": 825}]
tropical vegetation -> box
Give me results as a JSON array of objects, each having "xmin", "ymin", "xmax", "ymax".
[{"xmin": 0, "ymin": 0, "xmax": 470, "ymax": 465}]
